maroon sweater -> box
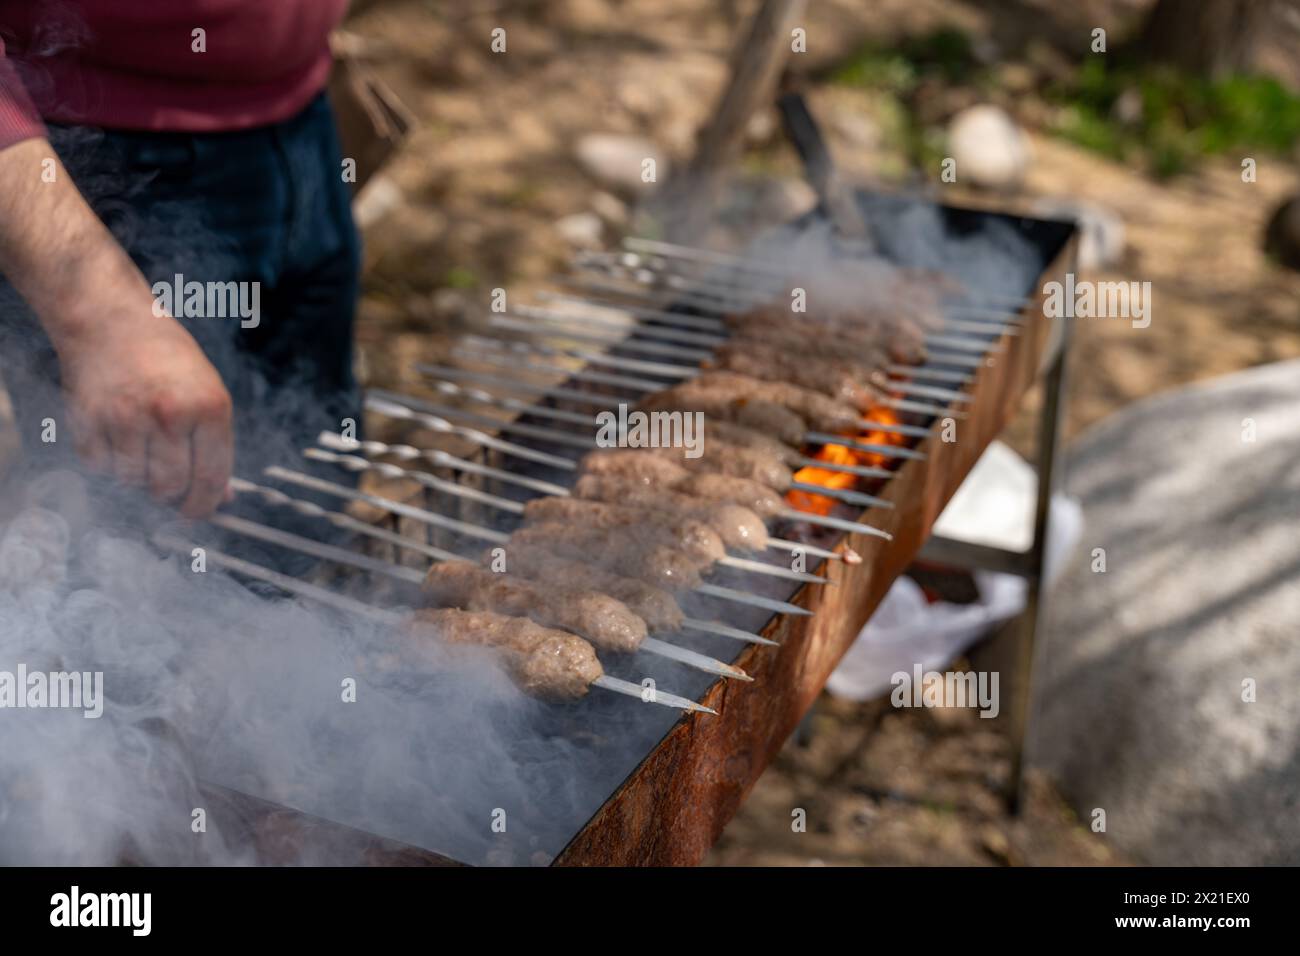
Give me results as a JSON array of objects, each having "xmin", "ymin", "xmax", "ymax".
[{"xmin": 0, "ymin": 0, "xmax": 349, "ymax": 148}]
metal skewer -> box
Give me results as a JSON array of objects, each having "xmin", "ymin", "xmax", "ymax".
[
  {"xmin": 611, "ymin": 240, "xmax": 1036, "ymax": 311},
  {"xmin": 208, "ymin": 512, "xmax": 428, "ymax": 585},
  {"xmin": 589, "ymin": 675, "xmax": 718, "ymax": 714},
  {"xmin": 153, "ymin": 532, "xmax": 714, "ymax": 714},
  {"xmin": 776, "ymin": 507, "xmax": 892, "ymax": 541},
  {"xmin": 268, "ymin": 466, "xmax": 812, "ymax": 618},
  {"xmin": 305, "ymin": 443, "xmax": 831, "ymax": 586},
  {"xmin": 514, "ymin": 303, "xmax": 727, "ymax": 348},
  {"xmin": 447, "ymin": 349, "xmax": 675, "ymax": 393},
  {"xmin": 639, "ymin": 637, "xmax": 751, "ymax": 681},
  {"xmin": 154, "ymin": 531, "xmax": 406, "ymax": 625},
  {"xmin": 369, "ymin": 389, "xmax": 595, "ymax": 452},
  {"xmin": 265, "ymin": 466, "xmax": 510, "ymax": 544},
  {"xmin": 228, "ymin": 476, "xmax": 465, "ymax": 563},
  {"xmin": 315, "ymin": 432, "xmax": 569, "ymax": 497},
  {"xmin": 695, "ymin": 583, "xmax": 811, "ymax": 617},
  {"xmin": 459, "ymin": 333, "xmax": 692, "ymax": 380},
  {"xmin": 886, "ymin": 364, "xmax": 974, "ymax": 386},
  {"xmin": 536, "ymin": 290, "xmax": 729, "ymax": 333},
  {"xmin": 560, "ymin": 272, "xmax": 1018, "ymax": 344},
  {"xmin": 366, "ymin": 395, "xmax": 576, "ymax": 470},
  {"xmin": 509, "ymin": 304, "xmax": 976, "ymax": 405},
  {"xmin": 369, "ymin": 389, "xmax": 916, "ymax": 500},
  {"xmin": 579, "ymin": 258, "xmax": 1026, "ymax": 329},
  {"xmin": 432, "ymin": 350, "xmax": 930, "ymax": 444},
  {"xmin": 304, "ymin": 446, "xmax": 528, "ymax": 514},
  {"xmin": 379, "ymin": 376, "xmax": 925, "ymax": 468},
  {"xmin": 214, "ymin": 503, "xmax": 749, "ymax": 681},
  {"xmin": 486, "ymin": 313, "xmax": 713, "ymax": 363},
  {"xmin": 237, "ymin": 471, "xmax": 782, "ymax": 649},
  {"xmin": 805, "ymin": 431, "xmax": 927, "ymax": 461},
  {"xmin": 428, "ymin": 380, "xmax": 599, "ymax": 427},
  {"xmin": 319, "ymin": 429, "xmax": 852, "ymax": 564},
  {"xmin": 683, "ymin": 618, "xmax": 778, "ymax": 645},
  {"xmin": 320, "ymin": 429, "xmax": 855, "ymax": 566},
  {"xmin": 410, "ymin": 375, "xmax": 902, "ymax": 478}
]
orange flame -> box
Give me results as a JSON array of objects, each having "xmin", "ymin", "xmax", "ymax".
[{"xmin": 787, "ymin": 406, "xmax": 906, "ymax": 515}]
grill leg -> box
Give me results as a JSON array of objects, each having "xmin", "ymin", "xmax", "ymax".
[{"xmin": 1004, "ymin": 316, "xmax": 1070, "ymax": 814}]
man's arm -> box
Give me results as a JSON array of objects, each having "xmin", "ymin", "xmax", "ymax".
[{"xmin": 0, "ymin": 138, "xmax": 233, "ymax": 517}]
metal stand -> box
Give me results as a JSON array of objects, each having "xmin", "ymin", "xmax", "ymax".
[{"xmin": 916, "ymin": 313, "xmax": 1072, "ymax": 812}]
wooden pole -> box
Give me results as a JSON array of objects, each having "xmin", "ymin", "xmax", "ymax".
[{"xmin": 666, "ymin": 0, "xmax": 807, "ymax": 243}]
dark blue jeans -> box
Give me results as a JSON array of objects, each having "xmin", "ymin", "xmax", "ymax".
[{"xmin": 0, "ymin": 92, "xmax": 361, "ymax": 481}]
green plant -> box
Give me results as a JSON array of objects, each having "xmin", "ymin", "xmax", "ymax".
[{"xmin": 1048, "ymin": 58, "xmax": 1300, "ymax": 178}]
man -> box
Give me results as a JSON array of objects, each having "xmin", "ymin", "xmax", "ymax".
[{"xmin": 0, "ymin": 1, "xmax": 356, "ymax": 518}]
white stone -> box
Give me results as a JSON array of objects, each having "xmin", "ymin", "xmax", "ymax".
[
  {"xmin": 574, "ymin": 133, "xmax": 668, "ymax": 197},
  {"xmin": 554, "ymin": 212, "xmax": 604, "ymax": 248},
  {"xmin": 947, "ymin": 104, "xmax": 1030, "ymax": 190}
]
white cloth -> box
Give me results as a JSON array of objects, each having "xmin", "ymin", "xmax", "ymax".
[{"xmin": 827, "ymin": 441, "xmax": 1082, "ymax": 701}]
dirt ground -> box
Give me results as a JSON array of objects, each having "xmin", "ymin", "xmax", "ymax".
[{"xmin": 2, "ymin": 0, "xmax": 1292, "ymax": 866}]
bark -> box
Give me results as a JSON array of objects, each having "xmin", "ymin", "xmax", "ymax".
[{"xmin": 1136, "ymin": 0, "xmax": 1276, "ymax": 77}]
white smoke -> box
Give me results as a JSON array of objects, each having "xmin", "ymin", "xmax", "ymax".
[{"xmin": 0, "ymin": 470, "xmax": 682, "ymax": 866}]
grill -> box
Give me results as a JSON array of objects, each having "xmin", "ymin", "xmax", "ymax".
[{"xmin": 158, "ymin": 189, "xmax": 1077, "ymax": 865}]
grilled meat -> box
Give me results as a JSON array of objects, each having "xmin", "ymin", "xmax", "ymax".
[
  {"xmin": 705, "ymin": 419, "xmax": 797, "ymax": 459},
  {"xmin": 572, "ymin": 473, "xmax": 770, "ymax": 551},
  {"xmin": 637, "ymin": 386, "xmax": 806, "ymax": 446},
  {"xmin": 708, "ymin": 340, "xmax": 889, "ymax": 409},
  {"xmin": 520, "ymin": 497, "xmax": 726, "ymax": 564},
  {"xmin": 501, "ymin": 542, "xmax": 686, "ymax": 631},
  {"xmin": 510, "ymin": 522, "xmax": 706, "ymax": 590},
  {"xmin": 689, "ymin": 370, "xmax": 864, "ymax": 433},
  {"xmin": 424, "ymin": 561, "xmax": 646, "ymax": 653},
  {"xmin": 580, "ymin": 450, "xmax": 787, "ymax": 516},
  {"xmin": 587, "ymin": 431, "xmax": 793, "ymax": 488},
  {"xmin": 724, "ymin": 311, "xmax": 928, "ymax": 365},
  {"xmin": 674, "ymin": 471, "xmax": 787, "ymax": 517},
  {"xmin": 406, "ymin": 607, "xmax": 601, "ymax": 699}
]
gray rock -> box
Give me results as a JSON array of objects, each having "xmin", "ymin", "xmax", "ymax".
[
  {"xmin": 574, "ymin": 133, "xmax": 668, "ymax": 198},
  {"xmin": 947, "ymin": 104, "xmax": 1030, "ymax": 191},
  {"xmin": 1031, "ymin": 197, "xmax": 1126, "ymax": 271},
  {"xmin": 554, "ymin": 212, "xmax": 604, "ymax": 248},
  {"xmin": 589, "ymin": 190, "xmax": 628, "ymax": 228},
  {"xmin": 1028, "ymin": 359, "xmax": 1300, "ymax": 864}
]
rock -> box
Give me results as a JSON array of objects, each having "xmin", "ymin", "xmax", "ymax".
[
  {"xmin": 554, "ymin": 212, "xmax": 604, "ymax": 248},
  {"xmin": 745, "ymin": 107, "xmax": 779, "ymax": 146},
  {"xmin": 1263, "ymin": 194, "xmax": 1300, "ymax": 271},
  {"xmin": 574, "ymin": 133, "xmax": 668, "ymax": 198},
  {"xmin": 947, "ymin": 104, "xmax": 1030, "ymax": 191},
  {"xmin": 352, "ymin": 175, "xmax": 403, "ymax": 230},
  {"xmin": 1028, "ymin": 359, "xmax": 1300, "ymax": 865},
  {"xmin": 1031, "ymin": 198, "xmax": 1126, "ymax": 271},
  {"xmin": 588, "ymin": 190, "xmax": 628, "ymax": 228}
]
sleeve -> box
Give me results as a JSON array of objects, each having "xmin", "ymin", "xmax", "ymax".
[{"xmin": 0, "ymin": 34, "xmax": 46, "ymax": 150}]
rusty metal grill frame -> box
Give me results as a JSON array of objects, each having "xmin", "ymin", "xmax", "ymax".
[{"xmin": 195, "ymin": 196, "xmax": 1077, "ymax": 866}]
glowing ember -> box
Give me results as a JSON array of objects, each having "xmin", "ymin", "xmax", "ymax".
[{"xmin": 787, "ymin": 407, "xmax": 906, "ymax": 516}]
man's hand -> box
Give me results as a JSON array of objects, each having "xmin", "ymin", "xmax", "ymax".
[
  {"xmin": 0, "ymin": 138, "xmax": 235, "ymax": 516},
  {"xmin": 59, "ymin": 292, "xmax": 234, "ymax": 517}
]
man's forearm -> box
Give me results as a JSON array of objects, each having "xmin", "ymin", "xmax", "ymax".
[{"xmin": 0, "ymin": 138, "xmax": 148, "ymax": 352}]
